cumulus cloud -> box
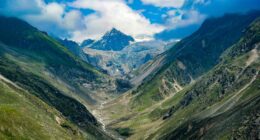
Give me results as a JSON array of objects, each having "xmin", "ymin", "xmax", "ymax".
[
  {"xmin": 0, "ymin": 0, "xmax": 83, "ymax": 38},
  {"xmin": 69, "ymin": 0, "xmax": 165, "ymax": 42},
  {"xmin": 0, "ymin": 0, "xmax": 165, "ymax": 42},
  {"xmin": 2, "ymin": 0, "xmax": 255, "ymax": 42},
  {"xmin": 0, "ymin": 0, "xmax": 208, "ymax": 42},
  {"xmin": 164, "ymin": 9, "xmax": 205, "ymax": 30},
  {"xmin": 141, "ymin": 0, "xmax": 185, "ymax": 8}
]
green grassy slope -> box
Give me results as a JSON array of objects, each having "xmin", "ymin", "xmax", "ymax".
[
  {"xmin": 0, "ymin": 16, "xmax": 115, "ymax": 106},
  {"xmin": 101, "ymin": 14, "xmax": 260, "ymax": 140},
  {"xmin": 130, "ymin": 11, "xmax": 260, "ymax": 111},
  {"xmin": 0, "ymin": 75, "xmax": 90, "ymax": 139},
  {"xmin": 154, "ymin": 18, "xmax": 260, "ymax": 140},
  {"xmin": 0, "ymin": 16, "xmax": 113, "ymax": 139}
]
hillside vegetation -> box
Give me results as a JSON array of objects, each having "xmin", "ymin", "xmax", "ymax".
[
  {"xmin": 0, "ymin": 74, "xmax": 97, "ymax": 139},
  {"xmin": 0, "ymin": 16, "xmax": 114, "ymax": 139},
  {"xmin": 130, "ymin": 11, "xmax": 260, "ymax": 111},
  {"xmin": 0, "ymin": 11, "xmax": 259, "ymax": 140},
  {"xmin": 99, "ymin": 12, "xmax": 260, "ymax": 140}
]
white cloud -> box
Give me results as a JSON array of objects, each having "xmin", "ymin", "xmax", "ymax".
[
  {"xmin": 141, "ymin": 0, "xmax": 185, "ymax": 8},
  {"xmin": 63, "ymin": 10, "xmax": 84, "ymax": 31},
  {"xmin": 127, "ymin": 0, "xmax": 134, "ymax": 4},
  {"xmin": 0, "ymin": 0, "xmax": 85, "ymax": 38},
  {"xmin": 194, "ymin": 0, "xmax": 211, "ymax": 5},
  {"xmin": 0, "ymin": 0, "xmax": 205, "ymax": 42},
  {"xmin": 69, "ymin": 0, "xmax": 165, "ymax": 42},
  {"xmin": 165, "ymin": 9, "xmax": 205, "ymax": 29},
  {"xmin": 27, "ymin": 2, "xmax": 64, "ymax": 24}
]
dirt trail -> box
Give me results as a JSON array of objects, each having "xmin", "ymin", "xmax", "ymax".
[
  {"xmin": 198, "ymin": 48, "xmax": 259, "ymax": 118},
  {"xmin": 0, "ymin": 74, "xmax": 22, "ymax": 90},
  {"xmin": 215, "ymin": 71, "xmax": 258, "ymax": 115},
  {"xmin": 213, "ymin": 48, "xmax": 259, "ymax": 115}
]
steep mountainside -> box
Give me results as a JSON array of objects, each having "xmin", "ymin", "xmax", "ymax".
[
  {"xmin": 0, "ymin": 16, "xmax": 118, "ymax": 105},
  {"xmin": 130, "ymin": 11, "xmax": 260, "ymax": 110},
  {"xmin": 0, "ymin": 16, "xmax": 114, "ymax": 139},
  {"xmin": 97, "ymin": 12, "xmax": 260, "ymax": 140},
  {"xmin": 153, "ymin": 18, "xmax": 260, "ymax": 140},
  {"xmin": 56, "ymin": 38, "xmax": 95, "ymax": 70},
  {"xmin": 89, "ymin": 28, "xmax": 134, "ymax": 51},
  {"xmin": 0, "ymin": 74, "xmax": 93, "ymax": 139}
]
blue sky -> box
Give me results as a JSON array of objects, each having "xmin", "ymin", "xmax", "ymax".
[{"xmin": 1, "ymin": 0, "xmax": 260, "ymax": 42}]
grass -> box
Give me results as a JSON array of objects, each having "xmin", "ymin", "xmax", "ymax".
[
  {"xmin": 114, "ymin": 127, "xmax": 133, "ymax": 137},
  {"xmin": 0, "ymin": 78, "xmax": 87, "ymax": 140},
  {"xmin": 131, "ymin": 77, "xmax": 161, "ymax": 111}
]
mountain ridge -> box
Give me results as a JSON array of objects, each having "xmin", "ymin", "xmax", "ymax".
[{"xmin": 89, "ymin": 28, "xmax": 134, "ymax": 51}]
